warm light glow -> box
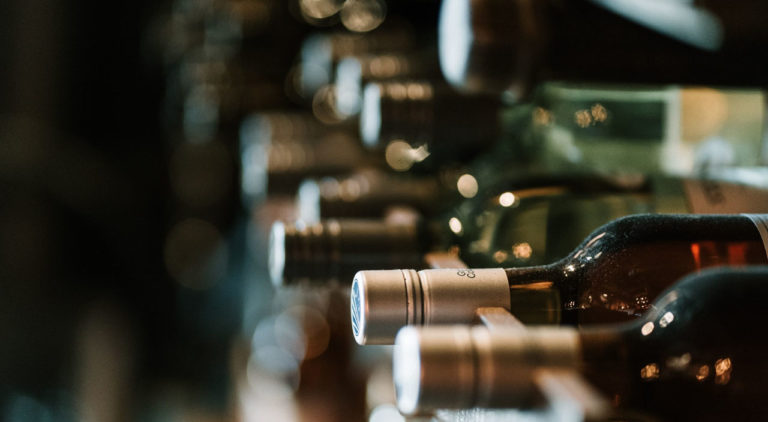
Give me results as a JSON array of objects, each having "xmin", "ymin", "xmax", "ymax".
[
  {"xmin": 574, "ymin": 109, "xmax": 592, "ymax": 128},
  {"xmin": 696, "ymin": 365, "xmax": 710, "ymax": 381},
  {"xmin": 369, "ymin": 55, "xmax": 401, "ymax": 78},
  {"xmin": 574, "ymin": 103, "xmax": 608, "ymax": 128},
  {"xmin": 384, "ymin": 140, "xmax": 430, "ymax": 171},
  {"xmin": 448, "ymin": 217, "xmax": 463, "ymax": 234},
  {"xmin": 300, "ymin": 0, "xmax": 344, "ymax": 19},
  {"xmin": 533, "ymin": 107, "xmax": 553, "ymax": 126},
  {"xmin": 339, "ymin": 179, "xmax": 362, "ymax": 201},
  {"xmin": 275, "ymin": 305, "xmax": 331, "ymax": 361},
  {"xmin": 641, "ymin": 321, "xmax": 654, "ymax": 336},
  {"xmin": 640, "ymin": 363, "xmax": 660, "ymax": 380},
  {"xmin": 591, "ymin": 103, "xmax": 608, "ymax": 122},
  {"xmin": 690, "ymin": 243, "xmax": 702, "ymax": 269},
  {"xmin": 493, "ymin": 250, "xmax": 508, "ymax": 263},
  {"xmin": 512, "ymin": 243, "xmax": 533, "ymax": 259},
  {"xmin": 715, "ymin": 357, "xmax": 732, "ymax": 384},
  {"xmin": 499, "ymin": 192, "xmax": 517, "ymax": 207},
  {"xmin": 681, "ymin": 88, "xmax": 729, "ymax": 142},
  {"xmin": 659, "ymin": 311, "xmax": 675, "ymax": 328},
  {"xmin": 456, "ymin": 174, "xmax": 479, "ymax": 198}
]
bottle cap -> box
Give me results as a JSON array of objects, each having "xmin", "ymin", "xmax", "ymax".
[
  {"xmin": 269, "ymin": 219, "xmax": 424, "ymax": 287},
  {"xmin": 335, "ymin": 53, "xmax": 441, "ymax": 118},
  {"xmin": 393, "ymin": 325, "xmax": 579, "ymax": 414},
  {"xmin": 299, "ymin": 29, "xmax": 414, "ymax": 98},
  {"xmin": 439, "ymin": 0, "xmax": 545, "ymax": 98},
  {"xmin": 351, "ymin": 268, "xmax": 511, "ymax": 345},
  {"xmin": 296, "ymin": 169, "xmax": 443, "ymax": 222},
  {"xmin": 240, "ymin": 112, "xmax": 329, "ymax": 200}
]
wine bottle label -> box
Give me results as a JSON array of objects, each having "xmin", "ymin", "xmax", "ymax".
[
  {"xmin": 684, "ymin": 180, "xmax": 768, "ymax": 213},
  {"xmin": 743, "ymin": 214, "xmax": 768, "ymax": 259}
]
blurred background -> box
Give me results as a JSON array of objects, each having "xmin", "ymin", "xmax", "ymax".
[
  {"xmin": 0, "ymin": 1, "xmax": 434, "ymax": 420},
  {"xmin": 1, "ymin": 0, "xmax": 766, "ymax": 421}
]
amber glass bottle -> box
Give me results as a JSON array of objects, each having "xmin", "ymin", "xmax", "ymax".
[
  {"xmin": 352, "ymin": 214, "xmax": 768, "ymax": 344},
  {"xmin": 393, "ymin": 267, "xmax": 768, "ymax": 421}
]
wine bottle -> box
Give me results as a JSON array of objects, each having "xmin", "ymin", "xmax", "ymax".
[
  {"xmin": 334, "ymin": 51, "xmax": 441, "ymax": 119},
  {"xmin": 359, "ymin": 80, "xmax": 503, "ymax": 169},
  {"xmin": 296, "ymin": 27, "xmax": 415, "ymax": 100},
  {"xmin": 360, "ymin": 79, "xmax": 767, "ymax": 175},
  {"xmin": 351, "ymin": 213, "xmax": 768, "ymax": 344},
  {"xmin": 239, "ymin": 112, "xmax": 376, "ymax": 203},
  {"xmin": 450, "ymin": 177, "xmax": 768, "ymax": 268},
  {"xmin": 393, "ymin": 266, "xmax": 768, "ymax": 421},
  {"xmin": 296, "ymin": 168, "xmax": 452, "ymax": 223},
  {"xmin": 439, "ymin": 0, "xmax": 768, "ymax": 98},
  {"xmin": 276, "ymin": 175, "xmax": 667, "ymax": 285},
  {"xmin": 268, "ymin": 219, "xmax": 426, "ymax": 287},
  {"xmin": 280, "ymin": 177, "xmax": 768, "ymax": 286}
]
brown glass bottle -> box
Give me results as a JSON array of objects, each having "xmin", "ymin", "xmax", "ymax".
[
  {"xmin": 352, "ymin": 214, "xmax": 768, "ymax": 344},
  {"xmin": 505, "ymin": 213, "xmax": 768, "ymax": 324},
  {"xmin": 393, "ymin": 267, "xmax": 768, "ymax": 421}
]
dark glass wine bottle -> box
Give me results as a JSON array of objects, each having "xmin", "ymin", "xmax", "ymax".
[
  {"xmin": 274, "ymin": 175, "xmax": 671, "ymax": 285},
  {"xmin": 352, "ymin": 214, "xmax": 768, "ymax": 344},
  {"xmin": 296, "ymin": 26, "xmax": 416, "ymax": 100},
  {"xmin": 239, "ymin": 111, "xmax": 376, "ymax": 202},
  {"xmin": 279, "ymin": 178, "xmax": 768, "ymax": 286},
  {"xmin": 439, "ymin": 0, "xmax": 768, "ymax": 97},
  {"xmin": 268, "ymin": 219, "xmax": 427, "ymax": 287},
  {"xmin": 334, "ymin": 51, "xmax": 441, "ymax": 119},
  {"xmin": 393, "ymin": 266, "xmax": 768, "ymax": 421},
  {"xmin": 360, "ymin": 79, "xmax": 767, "ymax": 175}
]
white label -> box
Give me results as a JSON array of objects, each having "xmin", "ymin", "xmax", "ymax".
[
  {"xmin": 743, "ymin": 214, "xmax": 768, "ymax": 260},
  {"xmin": 684, "ymin": 180, "xmax": 768, "ymax": 214}
]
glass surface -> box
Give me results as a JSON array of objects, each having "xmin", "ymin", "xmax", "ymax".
[
  {"xmin": 579, "ymin": 267, "xmax": 768, "ymax": 421},
  {"xmin": 504, "ymin": 215, "xmax": 768, "ymax": 324}
]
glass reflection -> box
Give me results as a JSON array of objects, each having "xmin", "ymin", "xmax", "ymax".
[{"xmin": 640, "ymin": 363, "xmax": 660, "ymax": 380}]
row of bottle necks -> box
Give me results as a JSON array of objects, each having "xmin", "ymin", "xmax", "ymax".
[
  {"xmin": 232, "ymin": 2, "xmax": 768, "ymax": 420},
  {"xmin": 275, "ymin": 210, "xmax": 768, "ymax": 420},
  {"xmin": 253, "ymin": 108, "xmax": 768, "ymax": 420}
]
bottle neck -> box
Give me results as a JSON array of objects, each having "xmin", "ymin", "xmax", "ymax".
[
  {"xmin": 273, "ymin": 219, "xmax": 427, "ymax": 285},
  {"xmin": 505, "ymin": 266, "xmax": 563, "ymax": 325}
]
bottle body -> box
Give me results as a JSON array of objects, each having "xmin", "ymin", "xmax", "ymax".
[
  {"xmin": 520, "ymin": 213, "xmax": 768, "ymax": 324},
  {"xmin": 393, "ymin": 267, "xmax": 768, "ymax": 420},
  {"xmin": 578, "ymin": 267, "xmax": 768, "ymax": 421},
  {"xmin": 352, "ymin": 214, "xmax": 768, "ymax": 343}
]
